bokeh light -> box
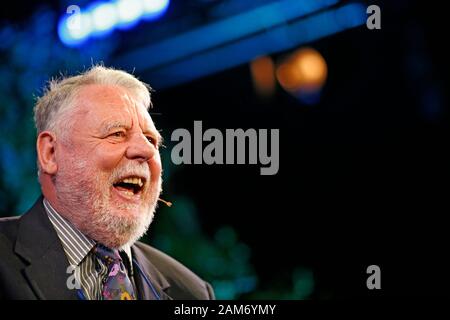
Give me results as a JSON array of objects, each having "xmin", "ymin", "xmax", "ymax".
[
  {"xmin": 117, "ymin": 0, "xmax": 143, "ymax": 29},
  {"xmin": 90, "ymin": 2, "xmax": 118, "ymax": 36},
  {"xmin": 58, "ymin": 0, "xmax": 170, "ymax": 46},
  {"xmin": 276, "ymin": 47, "xmax": 328, "ymax": 94},
  {"xmin": 250, "ymin": 56, "xmax": 276, "ymax": 98},
  {"xmin": 57, "ymin": 13, "xmax": 93, "ymax": 46},
  {"xmin": 142, "ymin": 0, "xmax": 171, "ymax": 20}
]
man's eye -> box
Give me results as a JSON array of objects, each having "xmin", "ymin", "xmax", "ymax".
[
  {"xmin": 110, "ymin": 132, "xmax": 125, "ymax": 138},
  {"xmin": 146, "ymin": 136, "xmax": 156, "ymax": 145}
]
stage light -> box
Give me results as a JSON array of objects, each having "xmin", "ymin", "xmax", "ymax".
[
  {"xmin": 58, "ymin": 13, "xmax": 92, "ymax": 46},
  {"xmin": 58, "ymin": 0, "xmax": 170, "ymax": 46},
  {"xmin": 276, "ymin": 63, "xmax": 298, "ymax": 91},
  {"xmin": 142, "ymin": 0, "xmax": 170, "ymax": 20},
  {"xmin": 117, "ymin": 2, "xmax": 364, "ymax": 89},
  {"xmin": 276, "ymin": 47, "xmax": 327, "ymax": 93},
  {"xmin": 90, "ymin": 2, "xmax": 118, "ymax": 35},
  {"xmin": 250, "ymin": 56, "xmax": 276, "ymax": 98},
  {"xmin": 117, "ymin": 0, "xmax": 143, "ymax": 29}
]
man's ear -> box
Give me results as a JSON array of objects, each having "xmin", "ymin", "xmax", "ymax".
[{"xmin": 37, "ymin": 131, "xmax": 58, "ymax": 175}]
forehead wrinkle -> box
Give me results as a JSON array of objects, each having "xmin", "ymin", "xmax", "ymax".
[{"xmin": 85, "ymin": 88, "xmax": 159, "ymax": 145}]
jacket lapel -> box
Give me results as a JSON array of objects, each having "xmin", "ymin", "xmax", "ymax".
[
  {"xmin": 14, "ymin": 197, "xmax": 78, "ymax": 300},
  {"xmin": 131, "ymin": 245, "xmax": 172, "ymax": 300}
]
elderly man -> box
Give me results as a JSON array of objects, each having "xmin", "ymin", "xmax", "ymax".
[{"xmin": 0, "ymin": 66, "xmax": 215, "ymax": 300}]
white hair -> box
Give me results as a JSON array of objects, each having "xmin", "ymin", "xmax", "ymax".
[
  {"xmin": 34, "ymin": 65, "xmax": 152, "ymax": 135},
  {"xmin": 34, "ymin": 65, "xmax": 153, "ymax": 174}
]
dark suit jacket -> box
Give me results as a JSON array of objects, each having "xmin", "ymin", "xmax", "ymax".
[{"xmin": 0, "ymin": 197, "xmax": 215, "ymax": 300}]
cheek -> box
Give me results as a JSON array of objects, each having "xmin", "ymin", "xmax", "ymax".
[
  {"xmin": 92, "ymin": 147, "xmax": 125, "ymax": 171},
  {"xmin": 70, "ymin": 139, "xmax": 125, "ymax": 172}
]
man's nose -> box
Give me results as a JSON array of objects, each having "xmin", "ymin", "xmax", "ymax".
[{"xmin": 125, "ymin": 132, "xmax": 157, "ymax": 162}]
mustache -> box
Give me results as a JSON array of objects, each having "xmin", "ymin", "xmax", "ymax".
[{"xmin": 108, "ymin": 162, "xmax": 151, "ymax": 184}]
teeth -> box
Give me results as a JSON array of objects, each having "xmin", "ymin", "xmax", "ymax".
[{"xmin": 121, "ymin": 177, "xmax": 143, "ymax": 187}]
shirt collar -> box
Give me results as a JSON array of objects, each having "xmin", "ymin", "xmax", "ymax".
[{"xmin": 43, "ymin": 198, "xmax": 134, "ymax": 271}]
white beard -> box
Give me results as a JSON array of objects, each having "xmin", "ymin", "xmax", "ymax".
[{"xmin": 54, "ymin": 157, "xmax": 161, "ymax": 249}]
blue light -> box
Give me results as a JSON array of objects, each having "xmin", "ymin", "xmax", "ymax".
[
  {"xmin": 89, "ymin": 2, "xmax": 118, "ymax": 36},
  {"xmin": 57, "ymin": 0, "xmax": 170, "ymax": 46},
  {"xmin": 120, "ymin": 3, "xmax": 367, "ymax": 89},
  {"xmin": 117, "ymin": 0, "xmax": 144, "ymax": 29},
  {"xmin": 142, "ymin": 0, "xmax": 170, "ymax": 20},
  {"xmin": 58, "ymin": 12, "xmax": 92, "ymax": 46},
  {"xmin": 334, "ymin": 3, "xmax": 366, "ymax": 28},
  {"xmin": 115, "ymin": 0, "xmax": 338, "ymax": 71}
]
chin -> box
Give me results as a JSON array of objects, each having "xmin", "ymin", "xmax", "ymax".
[
  {"xmin": 55, "ymin": 171, "xmax": 161, "ymax": 248},
  {"xmin": 94, "ymin": 203, "xmax": 156, "ymax": 249}
]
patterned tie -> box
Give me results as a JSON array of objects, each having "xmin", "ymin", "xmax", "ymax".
[{"xmin": 94, "ymin": 244, "xmax": 136, "ymax": 300}]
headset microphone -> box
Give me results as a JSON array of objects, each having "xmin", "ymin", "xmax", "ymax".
[{"xmin": 158, "ymin": 198, "xmax": 172, "ymax": 207}]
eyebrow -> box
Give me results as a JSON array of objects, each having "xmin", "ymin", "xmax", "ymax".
[
  {"xmin": 100, "ymin": 121, "xmax": 131, "ymax": 135},
  {"xmin": 101, "ymin": 121, "xmax": 163, "ymax": 147}
]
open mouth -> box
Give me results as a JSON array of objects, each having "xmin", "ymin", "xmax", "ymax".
[{"xmin": 113, "ymin": 176, "xmax": 146, "ymax": 197}]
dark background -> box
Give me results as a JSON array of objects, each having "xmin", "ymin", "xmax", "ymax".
[{"xmin": 1, "ymin": 0, "xmax": 448, "ymax": 298}]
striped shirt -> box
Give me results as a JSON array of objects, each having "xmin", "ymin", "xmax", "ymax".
[{"xmin": 43, "ymin": 198, "xmax": 135, "ymax": 300}]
